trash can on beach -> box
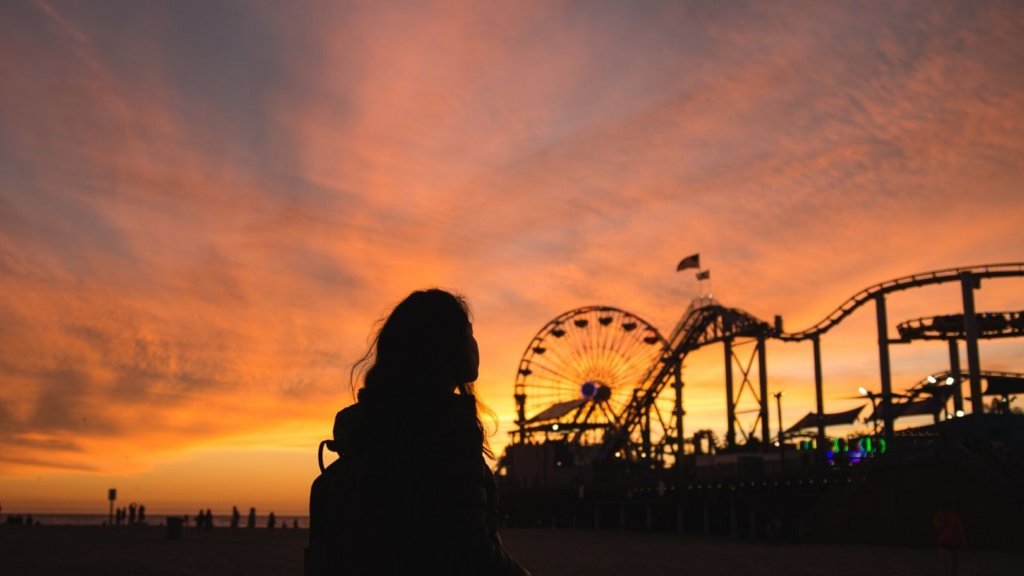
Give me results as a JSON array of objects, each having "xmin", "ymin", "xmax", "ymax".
[{"xmin": 166, "ymin": 516, "xmax": 184, "ymax": 540}]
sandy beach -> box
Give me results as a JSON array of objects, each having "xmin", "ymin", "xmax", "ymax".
[{"xmin": 1, "ymin": 525, "xmax": 1020, "ymax": 576}]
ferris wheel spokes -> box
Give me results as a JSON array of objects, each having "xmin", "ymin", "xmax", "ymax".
[{"xmin": 514, "ymin": 306, "xmax": 669, "ymax": 446}]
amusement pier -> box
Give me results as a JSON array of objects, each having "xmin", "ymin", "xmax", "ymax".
[{"xmin": 498, "ymin": 263, "xmax": 1024, "ymax": 547}]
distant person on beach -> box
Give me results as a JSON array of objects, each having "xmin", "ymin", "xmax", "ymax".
[
  {"xmin": 934, "ymin": 501, "xmax": 966, "ymax": 575},
  {"xmin": 306, "ymin": 289, "xmax": 530, "ymax": 575},
  {"xmin": 231, "ymin": 506, "xmax": 240, "ymax": 529},
  {"xmin": 247, "ymin": 507, "xmax": 256, "ymax": 529},
  {"xmin": 138, "ymin": 504, "xmax": 146, "ymax": 525},
  {"xmin": 268, "ymin": 511, "xmax": 276, "ymax": 530},
  {"xmin": 129, "ymin": 503, "xmax": 136, "ymax": 525},
  {"xmin": 205, "ymin": 508, "xmax": 214, "ymax": 529}
]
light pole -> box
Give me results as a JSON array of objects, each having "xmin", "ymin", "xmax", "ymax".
[{"xmin": 774, "ymin": 391, "xmax": 784, "ymax": 465}]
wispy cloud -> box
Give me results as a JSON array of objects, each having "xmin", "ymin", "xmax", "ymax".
[{"xmin": 0, "ymin": 0, "xmax": 1021, "ymax": 511}]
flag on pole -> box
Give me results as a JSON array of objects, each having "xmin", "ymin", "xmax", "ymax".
[
  {"xmin": 696, "ymin": 270, "xmax": 710, "ymax": 281},
  {"xmin": 676, "ymin": 253, "xmax": 700, "ymax": 271}
]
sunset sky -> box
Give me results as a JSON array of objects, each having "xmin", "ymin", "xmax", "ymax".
[{"xmin": 1, "ymin": 0, "xmax": 1022, "ymax": 515}]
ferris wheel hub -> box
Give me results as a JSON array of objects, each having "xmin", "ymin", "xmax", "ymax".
[{"xmin": 579, "ymin": 381, "xmax": 612, "ymax": 402}]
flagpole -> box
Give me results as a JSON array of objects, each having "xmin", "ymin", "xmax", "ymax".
[{"xmin": 695, "ymin": 268, "xmax": 712, "ymax": 303}]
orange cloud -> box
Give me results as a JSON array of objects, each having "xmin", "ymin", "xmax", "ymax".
[{"xmin": 0, "ymin": 0, "xmax": 1022, "ymax": 514}]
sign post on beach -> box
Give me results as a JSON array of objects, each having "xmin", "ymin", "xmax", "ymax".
[{"xmin": 108, "ymin": 488, "xmax": 116, "ymax": 526}]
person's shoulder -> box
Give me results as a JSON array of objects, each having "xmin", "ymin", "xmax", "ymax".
[{"xmin": 332, "ymin": 403, "xmax": 365, "ymax": 448}]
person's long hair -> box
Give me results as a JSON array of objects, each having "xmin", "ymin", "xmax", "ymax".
[{"xmin": 351, "ymin": 288, "xmax": 494, "ymax": 456}]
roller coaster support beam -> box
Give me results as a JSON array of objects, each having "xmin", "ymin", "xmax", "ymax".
[
  {"xmin": 948, "ymin": 339, "xmax": 964, "ymax": 414},
  {"xmin": 724, "ymin": 338, "xmax": 736, "ymax": 449},
  {"xmin": 757, "ymin": 334, "xmax": 770, "ymax": 450},
  {"xmin": 643, "ymin": 403, "xmax": 652, "ymax": 459},
  {"xmin": 875, "ymin": 293, "xmax": 895, "ymax": 446},
  {"xmin": 813, "ymin": 335, "xmax": 826, "ymax": 452},
  {"xmin": 673, "ymin": 360, "xmax": 685, "ymax": 465},
  {"xmin": 960, "ymin": 272, "xmax": 983, "ymax": 414}
]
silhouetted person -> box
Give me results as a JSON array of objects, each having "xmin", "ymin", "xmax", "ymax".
[
  {"xmin": 247, "ymin": 507, "xmax": 256, "ymax": 529},
  {"xmin": 128, "ymin": 503, "xmax": 136, "ymax": 525},
  {"xmin": 231, "ymin": 506, "xmax": 240, "ymax": 529},
  {"xmin": 307, "ymin": 289, "xmax": 529, "ymax": 575},
  {"xmin": 138, "ymin": 504, "xmax": 146, "ymax": 525},
  {"xmin": 267, "ymin": 511, "xmax": 276, "ymax": 530},
  {"xmin": 935, "ymin": 501, "xmax": 966, "ymax": 575},
  {"xmin": 205, "ymin": 508, "xmax": 214, "ymax": 529}
]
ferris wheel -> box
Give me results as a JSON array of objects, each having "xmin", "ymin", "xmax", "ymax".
[{"xmin": 514, "ymin": 306, "xmax": 669, "ymax": 445}]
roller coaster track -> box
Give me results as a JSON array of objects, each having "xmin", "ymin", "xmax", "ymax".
[
  {"xmin": 897, "ymin": 310, "xmax": 1024, "ymax": 341},
  {"xmin": 607, "ymin": 263, "xmax": 1024, "ymax": 456},
  {"xmin": 898, "ymin": 370, "xmax": 1024, "ymax": 401},
  {"xmin": 611, "ymin": 299, "xmax": 769, "ymax": 450},
  {"xmin": 775, "ymin": 263, "xmax": 1024, "ymax": 341}
]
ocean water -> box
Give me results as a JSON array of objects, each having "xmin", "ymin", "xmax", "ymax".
[{"xmin": 3, "ymin": 513, "xmax": 309, "ymax": 529}]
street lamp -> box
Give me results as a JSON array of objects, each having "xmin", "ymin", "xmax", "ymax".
[{"xmin": 774, "ymin": 391, "xmax": 785, "ymax": 464}]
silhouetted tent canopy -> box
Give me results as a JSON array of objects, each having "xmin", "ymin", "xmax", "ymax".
[
  {"xmin": 984, "ymin": 374, "xmax": 1024, "ymax": 396},
  {"xmin": 786, "ymin": 405, "xmax": 864, "ymax": 434},
  {"xmin": 919, "ymin": 383, "xmax": 957, "ymax": 398},
  {"xmin": 868, "ymin": 397, "xmax": 942, "ymax": 421},
  {"xmin": 897, "ymin": 398, "xmax": 942, "ymax": 417},
  {"xmin": 527, "ymin": 398, "xmax": 586, "ymax": 423}
]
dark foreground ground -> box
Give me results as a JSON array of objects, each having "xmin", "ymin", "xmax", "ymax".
[{"xmin": 0, "ymin": 525, "xmax": 1020, "ymax": 576}]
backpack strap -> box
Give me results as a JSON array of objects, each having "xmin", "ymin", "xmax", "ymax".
[{"xmin": 317, "ymin": 440, "xmax": 336, "ymax": 473}]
